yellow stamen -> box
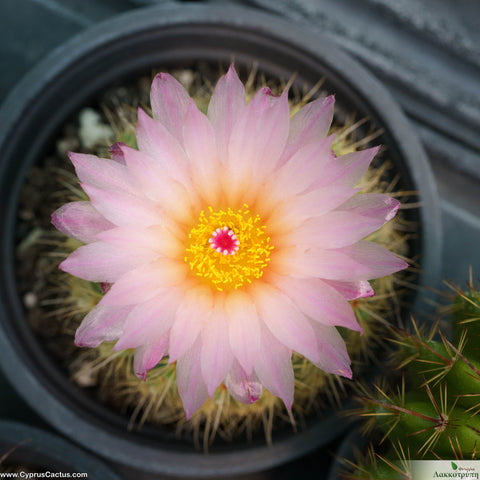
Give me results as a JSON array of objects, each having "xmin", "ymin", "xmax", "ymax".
[{"xmin": 184, "ymin": 205, "xmax": 273, "ymax": 291}]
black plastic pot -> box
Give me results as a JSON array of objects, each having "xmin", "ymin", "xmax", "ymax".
[
  {"xmin": 0, "ymin": 421, "xmax": 121, "ymax": 479},
  {"xmin": 327, "ymin": 428, "xmax": 366, "ymax": 480},
  {"xmin": 0, "ymin": 2, "xmax": 442, "ymax": 478}
]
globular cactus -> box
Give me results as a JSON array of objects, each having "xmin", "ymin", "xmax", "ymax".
[
  {"xmin": 342, "ymin": 279, "xmax": 480, "ymax": 479},
  {"xmin": 450, "ymin": 279, "xmax": 480, "ymax": 360},
  {"xmin": 338, "ymin": 441, "xmax": 411, "ymax": 480},
  {"xmin": 24, "ymin": 66, "xmax": 412, "ymax": 450}
]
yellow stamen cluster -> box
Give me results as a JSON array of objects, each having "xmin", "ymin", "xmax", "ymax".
[{"xmin": 184, "ymin": 205, "xmax": 273, "ymax": 291}]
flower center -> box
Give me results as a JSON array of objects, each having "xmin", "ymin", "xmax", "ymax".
[
  {"xmin": 209, "ymin": 227, "xmax": 240, "ymax": 256},
  {"xmin": 185, "ymin": 205, "xmax": 273, "ymax": 291}
]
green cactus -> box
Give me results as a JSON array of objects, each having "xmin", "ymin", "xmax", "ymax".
[
  {"xmin": 451, "ymin": 287, "xmax": 480, "ymax": 358},
  {"xmin": 342, "ymin": 280, "xmax": 480, "ymax": 479},
  {"xmin": 339, "ymin": 441, "xmax": 411, "ymax": 479}
]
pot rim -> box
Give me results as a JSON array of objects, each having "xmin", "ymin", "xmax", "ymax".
[
  {"xmin": 0, "ymin": 420, "xmax": 121, "ymax": 479},
  {"xmin": 0, "ymin": 2, "xmax": 442, "ymax": 476}
]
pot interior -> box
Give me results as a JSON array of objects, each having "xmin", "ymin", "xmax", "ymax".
[{"xmin": 0, "ymin": 8, "xmax": 432, "ymax": 474}]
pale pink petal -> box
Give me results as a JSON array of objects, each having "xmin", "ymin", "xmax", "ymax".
[
  {"xmin": 250, "ymin": 282, "xmax": 320, "ymax": 364},
  {"xmin": 133, "ymin": 332, "xmax": 169, "ymax": 381},
  {"xmin": 207, "ymin": 64, "xmax": 246, "ymax": 162},
  {"xmin": 69, "ymin": 152, "xmax": 137, "ymax": 194},
  {"xmin": 273, "ymin": 242, "xmax": 407, "ymax": 281},
  {"xmin": 183, "ymin": 99, "xmax": 221, "ymax": 205},
  {"xmin": 271, "ymin": 274, "xmax": 361, "ymax": 331},
  {"xmin": 82, "ymin": 183, "xmax": 164, "ymax": 228},
  {"xmin": 271, "ymin": 247, "xmax": 361, "ymax": 279},
  {"xmin": 339, "ymin": 193, "xmax": 400, "ymax": 222},
  {"xmin": 313, "ymin": 146, "xmax": 380, "ymax": 188},
  {"xmin": 51, "ymin": 201, "xmax": 114, "ymax": 243},
  {"xmin": 176, "ymin": 337, "xmax": 209, "ymax": 419},
  {"xmin": 225, "ymin": 359, "xmax": 262, "ymax": 404},
  {"xmin": 225, "ymin": 290, "xmax": 260, "ymax": 374},
  {"xmin": 281, "ymin": 95, "xmax": 335, "ymax": 163},
  {"xmin": 250, "ymin": 89, "xmax": 290, "ymax": 180},
  {"xmin": 114, "ymin": 288, "xmax": 182, "ymax": 350},
  {"xmin": 120, "ymin": 144, "xmax": 194, "ymax": 224},
  {"xmin": 254, "ymin": 321, "xmax": 294, "ymax": 409},
  {"xmin": 324, "ymin": 280, "xmax": 375, "ymax": 300},
  {"xmin": 264, "ymin": 136, "xmax": 335, "ymax": 200},
  {"xmin": 226, "ymin": 88, "xmax": 289, "ymax": 203},
  {"xmin": 96, "ymin": 225, "xmax": 184, "ymax": 258},
  {"xmin": 75, "ymin": 304, "xmax": 132, "ymax": 347},
  {"xmin": 108, "ymin": 142, "xmax": 127, "ymax": 164},
  {"xmin": 60, "ymin": 241, "xmax": 151, "ymax": 283},
  {"xmin": 309, "ymin": 321, "xmax": 352, "ymax": 378},
  {"xmin": 99, "ymin": 259, "xmax": 188, "ymax": 306},
  {"xmin": 95, "ymin": 226, "xmax": 162, "ymax": 256},
  {"xmin": 340, "ymin": 241, "xmax": 408, "ymax": 279},
  {"xmin": 285, "ymin": 212, "xmax": 378, "ymax": 249},
  {"xmin": 266, "ymin": 186, "xmax": 359, "ymax": 235},
  {"xmin": 136, "ymin": 108, "xmax": 191, "ymax": 187},
  {"xmin": 169, "ymin": 285, "xmax": 213, "ymax": 362},
  {"xmin": 201, "ymin": 299, "xmax": 234, "ymax": 396},
  {"xmin": 281, "ymin": 195, "xmax": 400, "ymax": 249},
  {"xmin": 150, "ymin": 73, "xmax": 190, "ymax": 143}
]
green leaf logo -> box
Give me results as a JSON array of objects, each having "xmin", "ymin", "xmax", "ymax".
[{"xmin": 451, "ymin": 462, "xmax": 458, "ymax": 470}]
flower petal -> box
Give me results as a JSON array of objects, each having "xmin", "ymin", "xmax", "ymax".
[
  {"xmin": 226, "ymin": 87, "xmax": 289, "ymax": 203},
  {"xmin": 82, "ymin": 183, "xmax": 165, "ymax": 228},
  {"xmin": 120, "ymin": 144, "xmax": 194, "ymax": 225},
  {"xmin": 265, "ymin": 136, "xmax": 335, "ymax": 199},
  {"xmin": 99, "ymin": 259, "xmax": 188, "ymax": 305},
  {"xmin": 273, "ymin": 241, "xmax": 407, "ymax": 281},
  {"xmin": 309, "ymin": 321, "xmax": 352, "ymax": 378},
  {"xmin": 114, "ymin": 288, "xmax": 182, "ymax": 350},
  {"xmin": 324, "ymin": 280, "xmax": 375, "ymax": 300},
  {"xmin": 271, "ymin": 274, "xmax": 361, "ymax": 331},
  {"xmin": 176, "ymin": 337, "xmax": 209, "ymax": 419},
  {"xmin": 51, "ymin": 201, "xmax": 114, "ymax": 244},
  {"xmin": 250, "ymin": 282, "xmax": 320, "ymax": 364},
  {"xmin": 281, "ymin": 195, "xmax": 400, "ymax": 249},
  {"xmin": 339, "ymin": 193, "xmax": 401, "ymax": 222},
  {"xmin": 133, "ymin": 333, "xmax": 169, "ymax": 381},
  {"xmin": 75, "ymin": 304, "xmax": 132, "ymax": 347},
  {"xmin": 69, "ymin": 152, "xmax": 137, "ymax": 194},
  {"xmin": 266, "ymin": 186, "xmax": 359, "ymax": 235},
  {"xmin": 60, "ymin": 241, "xmax": 151, "ymax": 283},
  {"xmin": 254, "ymin": 321, "xmax": 294, "ymax": 409},
  {"xmin": 225, "ymin": 289, "xmax": 260, "ymax": 375},
  {"xmin": 281, "ymin": 95, "xmax": 335, "ymax": 163},
  {"xmin": 108, "ymin": 142, "xmax": 127, "ymax": 164},
  {"xmin": 150, "ymin": 73, "xmax": 190, "ymax": 143},
  {"xmin": 201, "ymin": 298, "xmax": 234, "ymax": 397},
  {"xmin": 314, "ymin": 146, "xmax": 380, "ymax": 188},
  {"xmin": 96, "ymin": 225, "xmax": 184, "ymax": 258},
  {"xmin": 183, "ymin": 99, "xmax": 221, "ymax": 205},
  {"xmin": 207, "ymin": 64, "xmax": 246, "ymax": 162},
  {"xmin": 136, "ymin": 108, "xmax": 191, "ymax": 187},
  {"xmin": 340, "ymin": 241, "xmax": 408, "ymax": 279},
  {"xmin": 169, "ymin": 285, "xmax": 213, "ymax": 362},
  {"xmin": 225, "ymin": 359, "xmax": 262, "ymax": 404}
]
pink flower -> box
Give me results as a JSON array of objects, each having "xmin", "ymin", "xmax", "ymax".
[{"xmin": 52, "ymin": 66, "xmax": 407, "ymax": 418}]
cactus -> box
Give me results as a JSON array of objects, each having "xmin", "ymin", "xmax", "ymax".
[
  {"xmin": 22, "ymin": 65, "xmax": 412, "ymax": 450},
  {"xmin": 343, "ymin": 278, "xmax": 480, "ymax": 479}
]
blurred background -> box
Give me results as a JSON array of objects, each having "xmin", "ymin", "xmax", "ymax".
[{"xmin": 1, "ymin": 0, "xmax": 479, "ymax": 478}]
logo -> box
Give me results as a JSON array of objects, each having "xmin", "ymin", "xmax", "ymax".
[{"xmin": 411, "ymin": 460, "xmax": 480, "ymax": 479}]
